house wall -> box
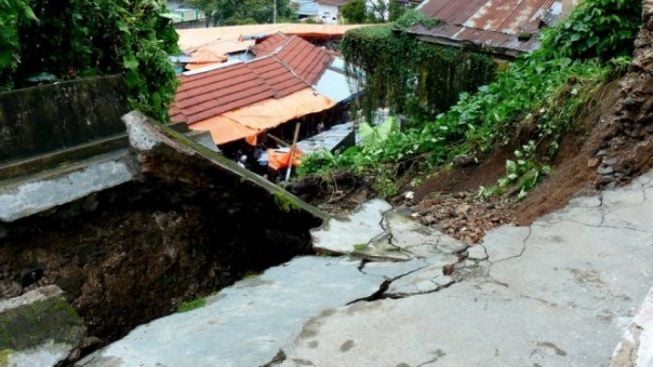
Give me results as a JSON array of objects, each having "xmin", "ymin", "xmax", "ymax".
[{"xmin": 318, "ymin": 3, "xmax": 340, "ymax": 24}]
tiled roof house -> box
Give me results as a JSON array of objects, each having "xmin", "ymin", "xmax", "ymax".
[{"xmin": 170, "ymin": 33, "xmax": 346, "ymax": 145}]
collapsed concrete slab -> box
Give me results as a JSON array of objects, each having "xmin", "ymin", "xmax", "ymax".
[
  {"xmin": 0, "ymin": 285, "xmax": 86, "ymax": 367},
  {"xmin": 0, "ymin": 111, "xmax": 326, "ymax": 344},
  {"xmin": 311, "ymin": 199, "xmax": 466, "ymax": 261},
  {"xmin": 78, "ymin": 199, "xmax": 469, "ymax": 366},
  {"xmin": 76, "ymin": 257, "xmax": 397, "ymax": 367},
  {"xmin": 311, "ymin": 199, "xmax": 392, "ymax": 254}
]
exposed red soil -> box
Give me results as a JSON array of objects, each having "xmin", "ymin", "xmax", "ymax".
[{"xmin": 405, "ymin": 75, "xmax": 652, "ymax": 240}]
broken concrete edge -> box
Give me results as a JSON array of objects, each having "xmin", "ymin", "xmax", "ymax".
[
  {"xmin": 0, "ymin": 286, "xmax": 86, "ymax": 367},
  {"xmin": 610, "ymin": 287, "xmax": 653, "ymax": 367},
  {"xmin": 121, "ymin": 111, "xmax": 328, "ymax": 222},
  {"xmin": 0, "ymin": 150, "xmax": 134, "ymax": 223},
  {"xmin": 310, "ymin": 198, "xmax": 392, "ymax": 255},
  {"xmin": 0, "ymin": 285, "xmax": 62, "ymax": 313}
]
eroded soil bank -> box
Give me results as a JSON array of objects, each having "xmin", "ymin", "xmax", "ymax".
[{"xmin": 0, "ymin": 152, "xmax": 321, "ymax": 347}]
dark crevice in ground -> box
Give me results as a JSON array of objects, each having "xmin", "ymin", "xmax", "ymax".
[{"xmin": 0, "ymin": 172, "xmax": 321, "ymax": 349}]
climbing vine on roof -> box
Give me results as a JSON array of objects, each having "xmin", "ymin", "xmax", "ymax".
[
  {"xmin": 340, "ymin": 21, "xmax": 496, "ymax": 125},
  {"xmin": 0, "ymin": 0, "xmax": 179, "ymax": 121}
]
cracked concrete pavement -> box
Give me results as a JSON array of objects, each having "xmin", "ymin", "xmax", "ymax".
[
  {"xmin": 81, "ymin": 171, "xmax": 653, "ymax": 367},
  {"xmin": 277, "ymin": 171, "xmax": 653, "ymax": 367}
]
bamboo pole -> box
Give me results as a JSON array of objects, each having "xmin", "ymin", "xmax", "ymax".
[
  {"xmin": 285, "ymin": 123, "xmax": 301, "ymax": 181},
  {"xmin": 266, "ymin": 133, "xmax": 290, "ymax": 147}
]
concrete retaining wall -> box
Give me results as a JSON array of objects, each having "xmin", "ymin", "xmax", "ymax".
[{"xmin": 0, "ymin": 75, "xmax": 128, "ymax": 164}]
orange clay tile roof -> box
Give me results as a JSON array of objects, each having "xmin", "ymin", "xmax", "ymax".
[
  {"xmin": 276, "ymin": 36, "xmax": 332, "ymax": 84},
  {"xmin": 251, "ymin": 34, "xmax": 333, "ymax": 84},
  {"xmin": 252, "ymin": 32, "xmax": 290, "ymax": 56},
  {"xmin": 171, "ymin": 34, "xmax": 333, "ymax": 124}
]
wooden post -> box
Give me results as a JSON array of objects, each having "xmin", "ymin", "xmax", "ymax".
[{"xmin": 285, "ymin": 123, "xmax": 301, "ymax": 181}]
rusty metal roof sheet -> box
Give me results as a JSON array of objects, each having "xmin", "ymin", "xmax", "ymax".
[{"xmin": 413, "ymin": 0, "xmax": 558, "ymax": 54}]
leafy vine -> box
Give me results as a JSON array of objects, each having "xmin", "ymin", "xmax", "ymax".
[{"xmin": 0, "ymin": 0, "xmax": 179, "ymax": 121}]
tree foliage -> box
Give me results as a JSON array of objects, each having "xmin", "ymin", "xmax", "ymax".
[
  {"xmin": 0, "ymin": 0, "xmax": 179, "ymax": 121},
  {"xmin": 540, "ymin": 0, "xmax": 641, "ymax": 60},
  {"xmin": 190, "ymin": 0, "xmax": 297, "ymax": 26},
  {"xmin": 341, "ymin": 0, "xmax": 367, "ymax": 23},
  {"xmin": 0, "ymin": 0, "xmax": 36, "ymax": 90},
  {"xmin": 341, "ymin": 0, "xmax": 413, "ymax": 23}
]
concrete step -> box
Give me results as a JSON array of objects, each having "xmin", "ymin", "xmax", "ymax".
[{"xmin": 0, "ymin": 133, "xmax": 128, "ymax": 181}]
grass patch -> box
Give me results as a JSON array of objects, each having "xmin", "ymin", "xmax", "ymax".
[
  {"xmin": 273, "ymin": 191, "xmax": 300, "ymax": 213},
  {"xmin": 176, "ymin": 297, "xmax": 206, "ymax": 313},
  {"xmin": 353, "ymin": 243, "xmax": 369, "ymax": 252},
  {"xmin": 0, "ymin": 349, "xmax": 11, "ymax": 366}
]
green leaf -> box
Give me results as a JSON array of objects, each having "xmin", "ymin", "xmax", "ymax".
[
  {"xmin": 505, "ymin": 160, "xmax": 517, "ymax": 174},
  {"xmin": 123, "ymin": 56, "xmax": 139, "ymax": 70},
  {"xmin": 159, "ymin": 12, "xmax": 183, "ymax": 20},
  {"xmin": 117, "ymin": 21, "xmax": 130, "ymax": 34},
  {"xmin": 20, "ymin": 3, "xmax": 38, "ymax": 21}
]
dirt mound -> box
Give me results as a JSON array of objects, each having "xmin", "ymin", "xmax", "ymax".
[{"xmin": 409, "ymin": 50, "xmax": 652, "ymax": 234}]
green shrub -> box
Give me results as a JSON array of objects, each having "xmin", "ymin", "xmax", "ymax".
[
  {"xmin": 302, "ymin": 0, "xmax": 640, "ymax": 198},
  {"xmin": 341, "ymin": 25, "xmax": 496, "ymax": 124},
  {"xmin": 0, "ymin": 0, "xmax": 179, "ymax": 121}
]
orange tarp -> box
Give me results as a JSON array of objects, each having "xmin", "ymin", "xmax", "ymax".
[
  {"xmin": 178, "ymin": 23, "xmax": 369, "ymax": 52},
  {"xmin": 187, "ymin": 39, "xmax": 255, "ymax": 62},
  {"xmin": 185, "ymin": 62, "xmax": 224, "ymax": 71},
  {"xmin": 190, "ymin": 116, "xmax": 258, "ymax": 145},
  {"xmin": 220, "ymin": 88, "xmax": 335, "ymax": 131},
  {"xmin": 188, "ymin": 46, "xmax": 228, "ymax": 64},
  {"xmin": 189, "ymin": 88, "xmax": 335, "ymax": 145},
  {"xmin": 267, "ymin": 148, "xmax": 303, "ymax": 170}
]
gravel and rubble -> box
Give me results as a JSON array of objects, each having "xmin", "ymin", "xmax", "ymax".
[{"xmin": 397, "ymin": 190, "xmax": 513, "ymax": 245}]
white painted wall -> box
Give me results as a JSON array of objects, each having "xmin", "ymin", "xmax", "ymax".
[{"xmin": 317, "ymin": 3, "xmax": 340, "ymax": 24}]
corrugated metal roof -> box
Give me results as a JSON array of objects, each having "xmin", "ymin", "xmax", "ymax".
[
  {"xmin": 314, "ymin": 57, "xmax": 359, "ymax": 103},
  {"xmin": 170, "ymin": 34, "xmax": 333, "ymax": 124},
  {"xmin": 413, "ymin": 0, "xmax": 560, "ymax": 54}
]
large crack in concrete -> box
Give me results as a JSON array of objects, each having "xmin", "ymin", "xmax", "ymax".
[
  {"xmin": 349, "ymin": 262, "xmax": 441, "ymax": 304},
  {"xmin": 490, "ymin": 225, "xmax": 532, "ymax": 265},
  {"xmin": 348, "ymin": 176, "xmax": 653, "ymax": 313},
  {"xmin": 79, "ymin": 171, "xmax": 653, "ymax": 367}
]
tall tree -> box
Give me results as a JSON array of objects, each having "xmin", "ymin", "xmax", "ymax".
[{"xmin": 189, "ymin": 0, "xmax": 296, "ymax": 26}]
